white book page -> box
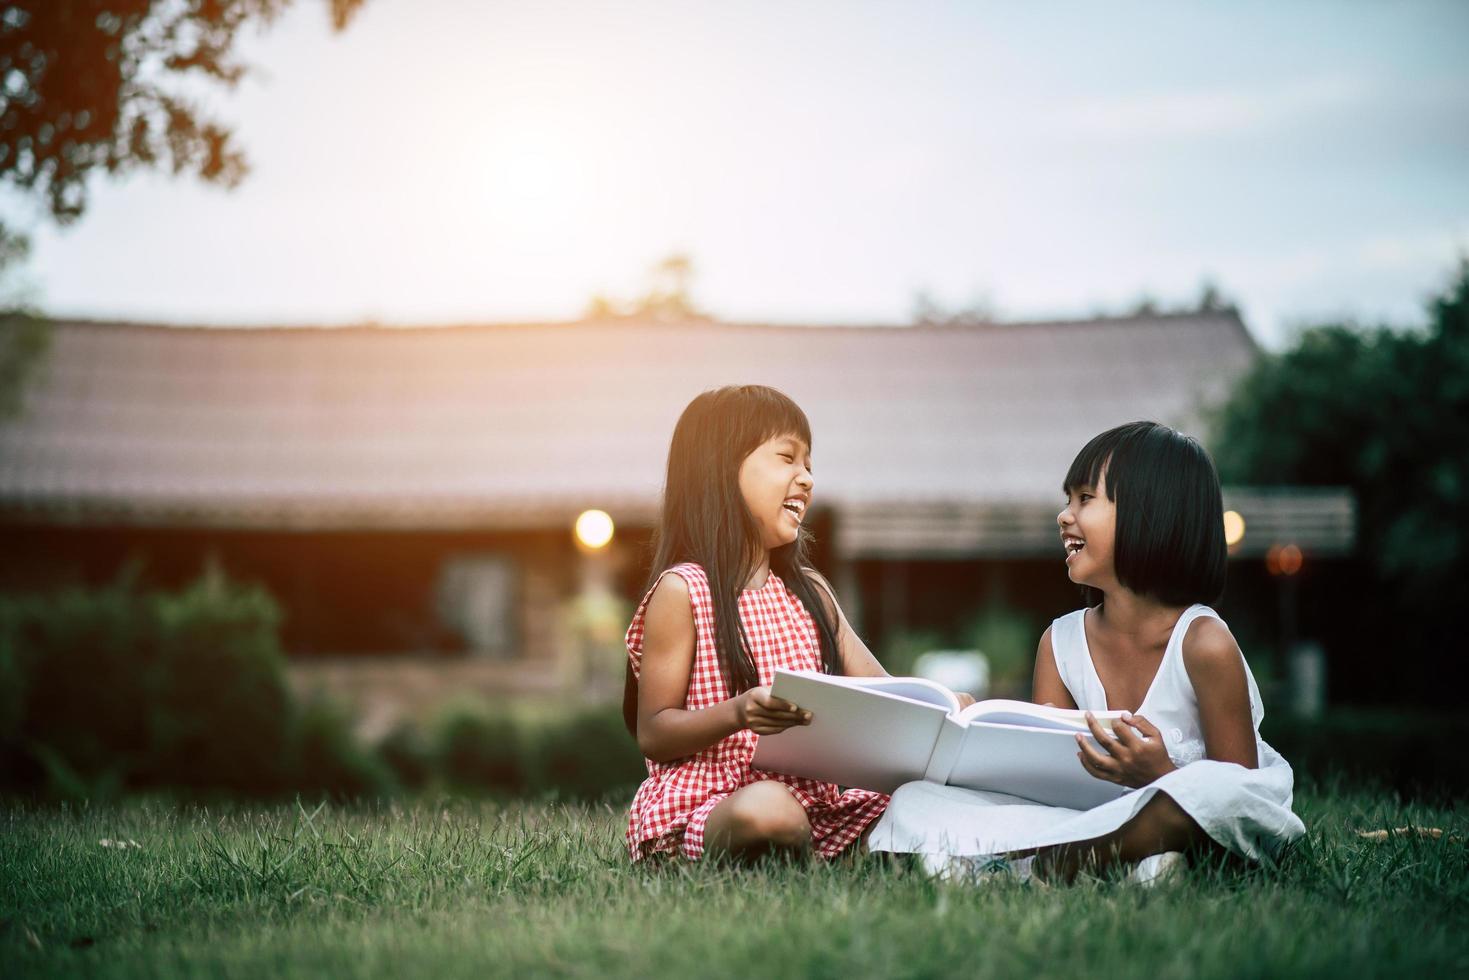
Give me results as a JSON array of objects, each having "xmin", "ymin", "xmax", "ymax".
[
  {"xmin": 922, "ymin": 717, "xmax": 969, "ymax": 785},
  {"xmin": 957, "ymin": 698, "xmax": 1123, "ymax": 733},
  {"xmin": 776, "ymin": 672, "xmax": 961, "ymax": 713},
  {"xmin": 750, "ymin": 670, "xmax": 951, "ymax": 794},
  {"xmin": 944, "ymin": 722, "xmax": 1130, "ymax": 810}
]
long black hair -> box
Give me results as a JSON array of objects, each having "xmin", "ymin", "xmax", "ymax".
[
  {"xmin": 623, "ymin": 385, "xmax": 843, "ymax": 735},
  {"xmin": 1064, "ymin": 420, "xmax": 1227, "ymax": 608}
]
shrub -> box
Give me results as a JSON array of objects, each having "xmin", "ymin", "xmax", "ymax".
[
  {"xmin": 377, "ymin": 722, "xmax": 434, "ymax": 791},
  {"xmin": 1263, "ymin": 708, "xmax": 1469, "ymax": 798},
  {"xmin": 962, "ymin": 603, "xmax": 1039, "ymax": 690},
  {"xmin": 146, "ymin": 567, "xmax": 294, "ymax": 794},
  {"xmin": 0, "ymin": 577, "xmax": 158, "ymax": 793},
  {"xmin": 527, "ymin": 707, "xmax": 645, "ymax": 801},
  {"xmin": 289, "ymin": 697, "xmax": 398, "ymax": 800},
  {"xmin": 879, "ymin": 629, "xmax": 945, "ymax": 678},
  {"xmin": 434, "ymin": 701, "xmax": 530, "ymax": 794},
  {"xmin": 0, "ymin": 568, "xmax": 392, "ymax": 800},
  {"xmin": 423, "ymin": 700, "xmax": 644, "ymax": 801}
]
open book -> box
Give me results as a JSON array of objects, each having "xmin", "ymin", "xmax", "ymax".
[{"xmin": 750, "ymin": 670, "xmax": 1132, "ymax": 810}]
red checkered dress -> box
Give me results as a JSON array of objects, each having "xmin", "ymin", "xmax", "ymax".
[{"xmin": 625, "ymin": 562, "xmax": 889, "ymax": 861}]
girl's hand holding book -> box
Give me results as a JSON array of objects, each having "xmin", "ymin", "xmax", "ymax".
[
  {"xmin": 1075, "ymin": 711, "xmax": 1176, "ymax": 788},
  {"xmin": 738, "ymin": 686, "xmax": 813, "ymax": 735}
]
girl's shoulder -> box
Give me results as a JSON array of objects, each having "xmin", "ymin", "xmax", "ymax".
[
  {"xmin": 627, "ymin": 564, "xmax": 708, "ymax": 660},
  {"xmin": 661, "ymin": 561, "xmax": 708, "ymax": 588},
  {"xmin": 1171, "ymin": 606, "xmax": 1265, "ymax": 729},
  {"xmin": 1050, "ymin": 607, "xmax": 1088, "ymax": 630},
  {"xmin": 1046, "ymin": 607, "xmax": 1089, "ymax": 653},
  {"xmin": 1043, "ymin": 607, "xmax": 1093, "ymax": 687},
  {"xmin": 645, "ymin": 562, "xmax": 712, "ymax": 606},
  {"xmin": 1176, "ymin": 608, "xmax": 1241, "ymax": 671}
]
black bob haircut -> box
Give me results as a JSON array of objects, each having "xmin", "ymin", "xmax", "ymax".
[{"xmin": 1064, "ymin": 420, "xmax": 1227, "ymax": 607}]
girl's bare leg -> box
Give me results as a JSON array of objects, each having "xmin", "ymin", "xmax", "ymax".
[
  {"xmin": 1025, "ymin": 791, "xmax": 1213, "ymax": 882},
  {"xmin": 702, "ymin": 781, "xmax": 813, "ymax": 861}
]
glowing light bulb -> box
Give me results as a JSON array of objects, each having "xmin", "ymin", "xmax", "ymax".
[
  {"xmin": 575, "ymin": 509, "xmax": 614, "ymax": 549},
  {"xmin": 1223, "ymin": 510, "xmax": 1246, "ymax": 547},
  {"xmin": 1278, "ymin": 543, "xmax": 1303, "ymax": 576}
]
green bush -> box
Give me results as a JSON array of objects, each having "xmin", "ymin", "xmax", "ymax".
[
  {"xmin": 1263, "ymin": 708, "xmax": 1469, "ymax": 798},
  {"xmin": 377, "ymin": 721, "xmax": 434, "ymax": 791},
  {"xmin": 434, "ymin": 701, "xmax": 530, "ymax": 794},
  {"xmin": 289, "ymin": 697, "xmax": 398, "ymax": 799},
  {"xmin": 0, "ymin": 577, "xmax": 160, "ymax": 794},
  {"xmin": 146, "ymin": 569, "xmax": 294, "ymax": 794},
  {"xmin": 0, "ymin": 569, "xmax": 392, "ymax": 800},
  {"xmin": 425, "ymin": 700, "xmax": 645, "ymax": 802},
  {"xmin": 962, "ymin": 603, "xmax": 1039, "ymax": 688},
  {"xmin": 528, "ymin": 707, "xmax": 646, "ymax": 801},
  {"xmin": 878, "ymin": 629, "xmax": 945, "ymax": 677},
  {"xmin": 879, "ymin": 604, "xmax": 1039, "ymax": 695}
]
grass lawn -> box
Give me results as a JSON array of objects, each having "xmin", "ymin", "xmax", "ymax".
[{"xmin": 3, "ymin": 785, "xmax": 1466, "ymax": 979}]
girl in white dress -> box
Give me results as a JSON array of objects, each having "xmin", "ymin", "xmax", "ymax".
[{"xmin": 868, "ymin": 421, "xmax": 1305, "ymax": 882}]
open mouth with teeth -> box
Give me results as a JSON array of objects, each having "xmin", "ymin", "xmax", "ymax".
[
  {"xmin": 1063, "ymin": 536, "xmax": 1085, "ymax": 559},
  {"xmin": 782, "ymin": 498, "xmax": 806, "ymax": 521}
]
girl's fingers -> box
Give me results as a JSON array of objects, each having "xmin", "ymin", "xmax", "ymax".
[
  {"xmin": 1076, "ymin": 733, "xmax": 1119, "ymax": 773},
  {"xmin": 1111, "ymin": 716, "xmax": 1142, "ymax": 748},
  {"xmin": 1079, "ymin": 719, "xmax": 1117, "ymax": 756},
  {"xmin": 1129, "ymin": 713, "xmax": 1161, "ymax": 737},
  {"xmin": 751, "ymin": 691, "xmax": 802, "ymax": 714},
  {"xmin": 1076, "ymin": 749, "xmax": 1113, "ymax": 781},
  {"xmin": 752, "ymin": 705, "xmax": 808, "ymax": 723},
  {"xmin": 749, "ymin": 708, "xmax": 812, "ymax": 731},
  {"xmin": 1083, "ymin": 711, "xmax": 1116, "ymax": 743}
]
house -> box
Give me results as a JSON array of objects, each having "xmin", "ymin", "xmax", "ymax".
[{"xmin": 0, "ymin": 313, "xmax": 1354, "ymax": 687}]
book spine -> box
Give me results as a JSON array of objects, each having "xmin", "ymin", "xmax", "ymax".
[{"xmin": 921, "ymin": 717, "xmax": 967, "ymax": 785}]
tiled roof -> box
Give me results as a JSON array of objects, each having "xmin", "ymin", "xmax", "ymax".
[{"xmin": 0, "ymin": 313, "xmax": 1261, "ymax": 529}]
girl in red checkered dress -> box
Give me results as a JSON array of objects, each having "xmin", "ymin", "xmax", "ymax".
[{"xmin": 622, "ymin": 385, "xmax": 891, "ymax": 862}]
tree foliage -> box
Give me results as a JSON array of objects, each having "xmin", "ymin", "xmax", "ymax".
[
  {"xmin": 1210, "ymin": 260, "xmax": 1469, "ymax": 690},
  {"xmin": 1, "ymin": 0, "xmax": 365, "ymax": 225},
  {"xmin": 0, "ymin": 1, "xmax": 365, "ymax": 417},
  {"xmin": 585, "ymin": 252, "xmax": 706, "ymax": 321}
]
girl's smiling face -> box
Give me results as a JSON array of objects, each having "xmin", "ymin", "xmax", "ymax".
[
  {"xmin": 739, "ymin": 433, "xmax": 813, "ymax": 551},
  {"xmin": 1058, "ymin": 464, "xmax": 1118, "ymax": 589}
]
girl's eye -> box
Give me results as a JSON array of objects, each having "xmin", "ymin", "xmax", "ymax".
[{"xmin": 779, "ymin": 454, "xmax": 794, "ymax": 463}]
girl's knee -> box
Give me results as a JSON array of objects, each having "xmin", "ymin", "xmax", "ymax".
[
  {"xmin": 748, "ymin": 809, "xmax": 813, "ymax": 849},
  {"xmin": 1145, "ymin": 792, "xmax": 1194, "ymax": 831},
  {"xmin": 1139, "ymin": 791, "xmax": 1210, "ymax": 851},
  {"xmin": 727, "ymin": 783, "xmax": 812, "ymax": 848}
]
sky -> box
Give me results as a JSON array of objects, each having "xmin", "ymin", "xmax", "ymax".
[{"xmin": 8, "ymin": 0, "xmax": 1469, "ymax": 346}]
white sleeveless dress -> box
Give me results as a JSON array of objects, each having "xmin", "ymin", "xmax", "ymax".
[{"xmin": 867, "ymin": 605, "xmax": 1305, "ymax": 862}]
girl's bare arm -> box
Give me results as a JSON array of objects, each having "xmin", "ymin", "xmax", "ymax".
[
  {"xmin": 1031, "ymin": 626, "xmax": 1077, "ymax": 708},
  {"xmin": 636, "ymin": 574, "xmax": 806, "ymax": 763},
  {"xmin": 807, "ymin": 571, "xmax": 887, "ymax": 678},
  {"xmin": 1181, "ymin": 618, "xmax": 1260, "ymax": 769}
]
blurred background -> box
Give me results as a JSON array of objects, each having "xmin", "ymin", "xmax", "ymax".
[{"xmin": 0, "ymin": 0, "xmax": 1465, "ymax": 803}]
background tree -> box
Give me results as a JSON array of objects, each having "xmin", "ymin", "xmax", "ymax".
[
  {"xmin": 0, "ymin": 224, "xmax": 45, "ymax": 419},
  {"xmin": 0, "ymin": 0, "xmax": 365, "ymax": 416},
  {"xmin": 584, "ymin": 252, "xmax": 706, "ymax": 321},
  {"xmin": 0, "ymin": 0, "xmax": 364, "ymax": 230},
  {"xmin": 1210, "ymin": 260, "xmax": 1469, "ymax": 704},
  {"xmin": 909, "ymin": 289, "xmax": 998, "ymax": 326}
]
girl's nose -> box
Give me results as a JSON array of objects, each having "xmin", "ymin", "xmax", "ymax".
[
  {"xmin": 797, "ymin": 470, "xmax": 814, "ymax": 491},
  {"xmin": 1057, "ymin": 507, "xmax": 1071, "ymax": 528}
]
